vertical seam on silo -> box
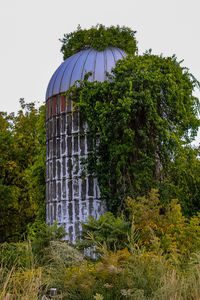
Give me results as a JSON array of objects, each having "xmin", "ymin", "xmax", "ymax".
[
  {"xmin": 104, "ymin": 49, "xmax": 107, "ymax": 81},
  {"xmin": 110, "ymin": 47, "xmax": 117, "ymax": 64},
  {"xmin": 92, "ymin": 50, "xmax": 98, "ymax": 81},
  {"xmin": 51, "ymin": 62, "xmax": 65, "ymax": 98},
  {"xmin": 58, "ymin": 55, "xmax": 75, "ymax": 94},
  {"xmin": 117, "ymin": 48, "xmax": 123, "ymax": 57},
  {"xmin": 47, "ymin": 63, "xmax": 63, "ymax": 100},
  {"xmin": 68, "ymin": 51, "xmax": 85, "ymax": 90},
  {"xmin": 80, "ymin": 49, "xmax": 93, "ymax": 81},
  {"xmin": 117, "ymin": 48, "xmax": 126, "ymax": 59}
]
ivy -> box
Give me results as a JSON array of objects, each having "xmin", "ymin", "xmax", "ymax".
[
  {"xmin": 68, "ymin": 53, "xmax": 200, "ymax": 215},
  {"xmin": 60, "ymin": 24, "xmax": 137, "ymax": 60}
]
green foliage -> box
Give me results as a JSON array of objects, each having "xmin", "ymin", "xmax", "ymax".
[
  {"xmin": 62, "ymin": 247, "xmax": 171, "ymax": 300},
  {"xmin": 2, "ymin": 191, "xmax": 200, "ymax": 299},
  {"xmin": 78, "ymin": 212, "xmax": 131, "ymax": 252},
  {"xmin": 3, "ymin": 241, "xmax": 200, "ymax": 299},
  {"xmin": 1, "ymin": 25, "xmax": 200, "ymax": 299},
  {"xmin": 160, "ymin": 146, "xmax": 200, "ymax": 216},
  {"xmin": 0, "ymin": 111, "xmax": 21, "ymax": 242},
  {"xmin": 77, "ymin": 189, "xmax": 200, "ymax": 262},
  {"xmin": 60, "ymin": 24, "xmax": 137, "ymax": 60},
  {"xmin": 58, "ymin": 191, "xmax": 200, "ymax": 299},
  {"xmin": 0, "ymin": 265, "xmax": 45, "ymax": 299},
  {"xmin": 0, "ymin": 241, "xmax": 33, "ymax": 269},
  {"xmin": 0, "ymin": 235, "xmax": 83, "ymax": 299},
  {"xmin": 69, "ymin": 53, "xmax": 200, "ymax": 213},
  {"xmin": 0, "ymin": 99, "xmax": 46, "ymax": 242},
  {"xmin": 25, "ymin": 104, "xmax": 46, "ymax": 221},
  {"xmin": 42, "ymin": 241, "xmax": 84, "ymax": 294},
  {"xmin": 125, "ymin": 189, "xmax": 200, "ymax": 258},
  {"xmin": 0, "ymin": 222, "xmax": 65, "ymax": 270},
  {"xmin": 28, "ymin": 221, "xmax": 66, "ymax": 259}
]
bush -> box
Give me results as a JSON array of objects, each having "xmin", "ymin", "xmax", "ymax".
[
  {"xmin": 77, "ymin": 212, "xmax": 131, "ymax": 254},
  {"xmin": 27, "ymin": 221, "xmax": 66, "ymax": 260},
  {"xmin": 0, "ymin": 241, "xmax": 33, "ymax": 269}
]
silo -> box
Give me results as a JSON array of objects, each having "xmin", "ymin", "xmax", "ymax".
[{"xmin": 46, "ymin": 47, "xmax": 127, "ymax": 242}]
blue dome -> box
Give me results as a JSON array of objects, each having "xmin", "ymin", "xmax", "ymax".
[{"xmin": 46, "ymin": 47, "xmax": 127, "ymax": 100}]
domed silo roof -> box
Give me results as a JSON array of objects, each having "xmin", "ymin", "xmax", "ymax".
[{"xmin": 46, "ymin": 47, "xmax": 127, "ymax": 101}]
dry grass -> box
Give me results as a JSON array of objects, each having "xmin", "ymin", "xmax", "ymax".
[{"xmin": 1, "ymin": 242, "xmax": 200, "ymax": 299}]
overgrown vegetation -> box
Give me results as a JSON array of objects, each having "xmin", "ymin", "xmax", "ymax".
[
  {"xmin": 69, "ymin": 52, "xmax": 200, "ymax": 216},
  {"xmin": 2, "ymin": 192, "xmax": 200, "ymax": 299},
  {"xmin": 60, "ymin": 24, "xmax": 137, "ymax": 60},
  {"xmin": 1, "ymin": 24, "xmax": 200, "ymax": 298},
  {"xmin": 0, "ymin": 99, "xmax": 46, "ymax": 242}
]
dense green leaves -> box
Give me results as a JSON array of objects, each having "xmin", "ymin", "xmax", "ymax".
[
  {"xmin": 69, "ymin": 53, "xmax": 200, "ymax": 214},
  {"xmin": 78, "ymin": 212, "xmax": 131, "ymax": 251},
  {"xmin": 160, "ymin": 146, "xmax": 200, "ymax": 217},
  {"xmin": 60, "ymin": 24, "xmax": 137, "ymax": 60},
  {"xmin": 0, "ymin": 100, "xmax": 46, "ymax": 242},
  {"xmin": 1, "ymin": 24, "xmax": 200, "ymax": 244}
]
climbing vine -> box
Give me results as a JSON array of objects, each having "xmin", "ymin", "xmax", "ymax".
[
  {"xmin": 60, "ymin": 24, "xmax": 137, "ymax": 60},
  {"xmin": 68, "ymin": 52, "xmax": 200, "ymax": 214}
]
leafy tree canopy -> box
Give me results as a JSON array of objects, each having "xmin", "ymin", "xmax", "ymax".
[
  {"xmin": 69, "ymin": 52, "xmax": 200, "ymax": 215},
  {"xmin": 0, "ymin": 100, "xmax": 46, "ymax": 242},
  {"xmin": 60, "ymin": 24, "xmax": 137, "ymax": 60}
]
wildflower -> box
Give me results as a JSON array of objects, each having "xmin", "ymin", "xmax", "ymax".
[
  {"xmin": 120, "ymin": 289, "xmax": 131, "ymax": 297},
  {"xmin": 108, "ymin": 265, "xmax": 115, "ymax": 271},
  {"xmin": 104, "ymin": 283, "xmax": 113, "ymax": 288},
  {"xmin": 94, "ymin": 294, "xmax": 104, "ymax": 300}
]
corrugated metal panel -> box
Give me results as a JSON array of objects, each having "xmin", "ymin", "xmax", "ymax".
[{"xmin": 46, "ymin": 47, "xmax": 127, "ymax": 101}]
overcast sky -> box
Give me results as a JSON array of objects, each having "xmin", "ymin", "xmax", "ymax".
[{"xmin": 1, "ymin": 0, "xmax": 200, "ymax": 142}]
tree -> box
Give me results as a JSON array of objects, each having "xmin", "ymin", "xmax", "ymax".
[
  {"xmin": 69, "ymin": 52, "xmax": 200, "ymax": 214},
  {"xmin": 25, "ymin": 104, "xmax": 46, "ymax": 222},
  {"xmin": 0, "ymin": 100, "xmax": 46, "ymax": 242},
  {"xmin": 160, "ymin": 146, "xmax": 200, "ymax": 217},
  {"xmin": 0, "ymin": 111, "xmax": 19, "ymax": 241}
]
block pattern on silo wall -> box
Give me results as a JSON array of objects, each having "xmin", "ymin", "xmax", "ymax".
[{"xmin": 46, "ymin": 95, "xmax": 106, "ymax": 242}]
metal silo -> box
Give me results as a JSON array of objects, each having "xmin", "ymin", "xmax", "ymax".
[{"xmin": 46, "ymin": 47, "xmax": 127, "ymax": 242}]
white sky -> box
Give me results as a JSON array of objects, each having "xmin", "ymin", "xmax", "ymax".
[{"xmin": 1, "ymin": 0, "xmax": 200, "ymax": 142}]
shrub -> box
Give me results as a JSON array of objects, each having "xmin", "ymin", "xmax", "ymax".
[
  {"xmin": 28, "ymin": 221, "xmax": 66, "ymax": 260},
  {"xmin": 77, "ymin": 212, "xmax": 131, "ymax": 254}
]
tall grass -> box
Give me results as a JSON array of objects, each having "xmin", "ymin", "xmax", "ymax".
[
  {"xmin": 2, "ymin": 205, "xmax": 200, "ymax": 299},
  {"xmin": 0, "ymin": 240, "xmax": 84, "ymax": 299},
  {"xmin": 0, "ymin": 242, "xmax": 46, "ymax": 299},
  {"xmin": 2, "ymin": 241, "xmax": 200, "ymax": 299}
]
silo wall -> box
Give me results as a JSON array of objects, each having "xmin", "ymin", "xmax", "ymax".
[{"xmin": 46, "ymin": 94, "xmax": 106, "ymax": 242}]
